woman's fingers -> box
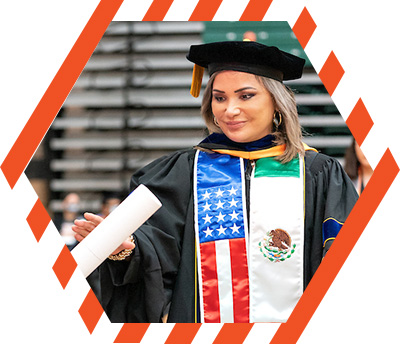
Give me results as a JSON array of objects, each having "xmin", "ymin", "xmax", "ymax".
[
  {"xmin": 122, "ymin": 238, "xmax": 135, "ymax": 250},
  {"xmin": 111, "ymin": 238, "xmax": 135, "ymax": 255},
  {"xmin": 72, "ymin": 220, "xmax": 93, "ymax": 236},
  {"xmin": 72, "ymin": 212, "xmax": 102, "ymax": 239},
  {"xmin": 83, "ymin": 212, "xmax": 104, "ymax": 226},
  {"xmin": 73, "ymin": 219, "xmax": 95, "ymax": 231},
  {"xmin": 74, "ymin": 232, "xmax": 85, "ymax": 243},
  {"xmin": 71, "ymin": 224, "xmax": 89, "ymax": 241}
]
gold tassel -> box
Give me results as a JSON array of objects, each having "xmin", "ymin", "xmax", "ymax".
[{"xmin": 190, "ymin": 64, "xmax": 204, "ymax": 98}]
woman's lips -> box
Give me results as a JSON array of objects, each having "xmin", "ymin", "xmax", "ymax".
[{"xmin": 225, "ymin": 121, "xmax": 246, "ymax": 130}]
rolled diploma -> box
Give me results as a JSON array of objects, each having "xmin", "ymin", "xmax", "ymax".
[{"xmin": 71, "ymin": 184, "xmax": 162, "ymax": 278}]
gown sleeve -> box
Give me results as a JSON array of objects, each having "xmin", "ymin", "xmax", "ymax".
[
  {"xmin": 304, "ymin": 151, "xmax": 359, "ymax": 284},
  {"xmin": 97, "ymin": 149, "xmax": 195, "ymax": 323}
]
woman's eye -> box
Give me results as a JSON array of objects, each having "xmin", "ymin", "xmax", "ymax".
[
  {"xmin": 213, "ymin": 95, "xmax": 225, "ymax": 102},
  {"xmin": 241, "ymin": 93, "xmax": 255, "ymax": 100}
]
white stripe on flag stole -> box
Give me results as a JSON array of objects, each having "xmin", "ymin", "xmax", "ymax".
[
  {"xmin": 215, "ymin": 239, "xmax": 234, "ymax": 323},
  {"xmin": 194, "ymin": 150, "xmax": 250, "ymax": 323}
]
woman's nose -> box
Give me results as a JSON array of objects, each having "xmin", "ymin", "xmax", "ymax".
[{"xmin": 225, "ymin": 101, "xmax": 241, "ymax": 117}]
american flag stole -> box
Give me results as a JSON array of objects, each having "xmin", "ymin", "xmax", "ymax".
[{"xmin": 194, "ymin": 150, "xmax": 304, "ymax": 323}]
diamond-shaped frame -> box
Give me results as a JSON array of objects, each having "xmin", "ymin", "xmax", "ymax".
[{"xmin": 1, "ymin": 1, "xmax": 399, "ymax": 343}]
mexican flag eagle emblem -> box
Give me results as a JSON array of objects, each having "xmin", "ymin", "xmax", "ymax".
[{"xmin": 258, "ymin": 229, "xmax": 296, "ymax": 262}]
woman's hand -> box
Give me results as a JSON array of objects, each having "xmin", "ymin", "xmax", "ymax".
[
  {"xmin": 72, "ymin": 212, "xmax": 135, "ymax": 255},
  {"xmin": 72, "ymin": 212, "xmax": 103, "ymax": 241}
]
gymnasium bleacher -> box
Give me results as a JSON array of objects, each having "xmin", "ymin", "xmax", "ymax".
[{"xmin": 26, "ymin": 21, "xmax": 352, "ymax": 216}]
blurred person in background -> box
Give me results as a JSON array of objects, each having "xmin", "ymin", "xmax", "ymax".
[
  {"xmin": 99, "ymin": 192, "xmax": 123, "ymax": 219},
  {"xmin": 54, "ymin": 192, "xmax": 81, "ymax": 250},
  {"xmin": 344, "ymin": 138, "xmax": 373, "ymax": 195}
]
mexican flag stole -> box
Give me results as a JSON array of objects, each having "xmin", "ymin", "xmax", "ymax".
[{"xmin": 194, "ymin": 149, "xmax": 304, "ymax": 323}]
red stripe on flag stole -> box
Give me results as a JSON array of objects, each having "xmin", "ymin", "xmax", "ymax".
[
  {"xmin": 200, "ymin": 241, "xmax": 221, "ymax": 322},
  {"xmin": 229, "ymin": 238, "xmax": 250, "ymax": 322}
]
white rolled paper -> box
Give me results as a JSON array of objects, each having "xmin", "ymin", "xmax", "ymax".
[{"xmin": 72, "ymin": 184, "xmax": 162, "ymax": 278}]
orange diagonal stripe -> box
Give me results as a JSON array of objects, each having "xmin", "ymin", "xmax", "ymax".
[
  {"xmin": 164, "ymin": 323, "xmax": 201, "ymax": 344},
  {"xmin": 270, "ymin": 148, "xmax": 399, "ymax": 344},
  {"xmin": 240, "ymin": 0, "xmax": 273, "ymax": 21},
  {"xmin": 319, "ymin": 51, "xmax": 345, "ymax": 96},
  {"xmin": 0, "ymin": 0, "xmax": 124, "ymax": 189},
  {"xmin": 292, "ymin": 7, "xmax": 317, "ymax": 49},
  {"xmin": 26, "ymin": 198, "xmax": 51, "ymax": 242},
  {"xmin": 189, "ymin": 0, "xmax": 223, "ymax": 21},
  {"xmin": 114, "ymin": 323, "xmax": 150, "ymax": 343},
  {"xmin": 346, "ymin": 98, "xmax": 374, "ymax": 146},
  {"xmin": 143, "ymin": 0, "xmax": 175, "ymax": 20},
  {"xmin": 79, "ymin": 289, "xmax": 104, "ymax": 334},
  {"xmin": 213, "ymin": 323, "xmax": 254, "ymax": 344},
  {"xmin": 52, "ymin": 245, "xmax": 77, "ymax": 289}
]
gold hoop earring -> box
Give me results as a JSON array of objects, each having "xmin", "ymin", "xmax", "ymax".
[
  {"xmin": 213, "ymin": 116, "xmax": 220, "ymax": 128},
  {"xmin": 273, "ymin": 111, "xmax": 282, "ymax": 128}
]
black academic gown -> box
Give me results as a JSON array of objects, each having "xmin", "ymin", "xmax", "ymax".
[{"xmin": 98, "ymin": 140, "xmax": 358, "ymax": 323}]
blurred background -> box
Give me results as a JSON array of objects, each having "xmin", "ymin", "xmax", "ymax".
[{"xmin": 25, "ymin": 21, "xmax": 352, "ymax": 224}]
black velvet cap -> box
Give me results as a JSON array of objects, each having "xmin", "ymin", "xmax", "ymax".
[{"xmin": 187, "ymin": 41, "xmax": 305, "ymax": 82}]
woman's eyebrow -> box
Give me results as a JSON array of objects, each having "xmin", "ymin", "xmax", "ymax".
[
  {"xmin": 212, "ymin": 86, "xmax": 257, "ymax": 93},
  {"xmin": 234, "ymin": 86, "xmax": 257, "ymax": 93}
]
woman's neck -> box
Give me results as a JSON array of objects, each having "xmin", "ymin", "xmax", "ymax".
[{"xmin": 205, "ymin": 133, "xmax": 276, "ymax": 151}]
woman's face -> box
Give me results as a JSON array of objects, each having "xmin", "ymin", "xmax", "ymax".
[{"xmin": 211, "ymin": 71, "xmax": 276, "ymax": 143}]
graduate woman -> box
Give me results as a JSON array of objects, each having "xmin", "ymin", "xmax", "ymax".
[{"xmin": 72, "ymin": 41, "xmax": 358, "ymax": 323}]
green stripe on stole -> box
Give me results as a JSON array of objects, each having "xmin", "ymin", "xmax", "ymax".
[{"xmin": 254, "ymin": 156, "xmax": 300, "ymax": 178}]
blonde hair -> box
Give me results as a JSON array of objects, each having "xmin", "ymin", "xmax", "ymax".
[{"xmin": 200, "ymin": 72, "xmax": 304, "ymax": 163}]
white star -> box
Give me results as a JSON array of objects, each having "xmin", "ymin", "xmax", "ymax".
[
  {"xmin": 215, "ymin": 199, "xmax": 225, "ymax": 209},
  {"xmin": 228, "ymin": 186, "xmax": 238, "ymax": 196},
  {"xmin": 230, "ymin": 223, "xmax": 241, "ymax": 234},
  {"xmin": 202, "ymin": 190, "xmax": 211, "ymax": 200},
  {"xmin": 203, "ymin": 227, "xmax": 213, "ymax": 237},
  {"xmin": 229, "ymin": 210, "xmax": 239, "ymax": 220},
  {"xmin": 216, "ymin": 212, "xmax": 226, "ymax": 222},
  {"xmin": 203, "ymin": 201, "xmax": 211, "ymax": 211},
  {"xmin": 216, "ymin": 225, "xmax": 227, "ymax": 235},
  {"xmin": 228, "ymin": 198, "xmax": 238, "ymax": 207},
  {"xmin": 215, "ymin": 188, "xmax": 224, "ymax": 198},
  {"xmin": 202, "ymin": 213, "xmax": 213, "ymax": 224}
]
